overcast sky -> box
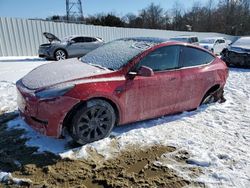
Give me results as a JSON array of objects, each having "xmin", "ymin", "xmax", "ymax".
[{"xmin": 0, "ymin": 0, "xmax": 218, "ymax": 19}]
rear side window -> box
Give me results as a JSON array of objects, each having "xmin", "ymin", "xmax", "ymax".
[
  {"xmin": 181, "ymin": 46, "xmax": 215, "ymax": 67},
  {"xmin": 136, "ymin": 45, "xmax": 180, "ymax": 71},
  {"xmin": 83, "ymin": 37, "xmax": 94, "ymax": 42},
  {"xmin": 194, "ymin": 37, "xmax": 198, "ymax": 43}
]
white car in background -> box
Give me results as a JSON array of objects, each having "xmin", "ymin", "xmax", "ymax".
[{"xmin": 199, "ymin": 37, "xmax": 228, "ymax": 55}]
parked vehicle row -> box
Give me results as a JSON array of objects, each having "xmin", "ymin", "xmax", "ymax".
[
  {"xmin": 20, "ymin": 37, "xmax": 228, "ymax": 145},
  {"xmin": 39, "ymin": 32, "xmax": 250, "ymax": 69},
  {"xmin": 170, "ymin": 35, "xmax": 250, "ymax": 67},
  {"xmin": 170, "ymin": 35, "xmax": 229, "ymax": 55}
]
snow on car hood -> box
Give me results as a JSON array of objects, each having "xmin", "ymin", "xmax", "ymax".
[
  {"xmin": 230, "ymin": 44, "xmax": 250, "ymax": 50},
  {"xmin": 21, "ymin": 59, "xmax": 111, "ymax": 90},
  {"xmin": 229, "ymin": 45, "xmax": 250, "ymax": 54}
]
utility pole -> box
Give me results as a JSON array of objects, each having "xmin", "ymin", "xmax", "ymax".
[{"xmin": 66, "ymin": 0, "xmax": 83, "ymax": 22}]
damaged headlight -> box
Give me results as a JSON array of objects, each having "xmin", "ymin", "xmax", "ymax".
[{"xmin": 35, "ymin": 85, "xmax": 74, "ymax": 99}]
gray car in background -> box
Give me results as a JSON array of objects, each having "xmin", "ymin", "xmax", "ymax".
[{"xmin": 39, "ymin": 32, "xmax": 104, "ymax": 61}]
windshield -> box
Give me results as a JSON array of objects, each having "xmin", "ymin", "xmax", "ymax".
[
  {"xmin": 81, "ymin": 39, "xmax": 159, "ymax": 70},
  {"xmin": 232, "ymin": 37, "xmax": 250, "ymax": 46},
  {"xmin": 200, "ymin": 39, "xmax": 215, "ymax": 44}
]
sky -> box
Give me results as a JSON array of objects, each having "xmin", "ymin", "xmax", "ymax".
[{"xmin": 0, "ymin": 0, "xmax": 216, "ymax": 19}]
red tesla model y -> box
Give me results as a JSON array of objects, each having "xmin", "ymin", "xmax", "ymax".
[{"xmin": 16, "ymin": 38, "xmax": 228, "ymax": 144}]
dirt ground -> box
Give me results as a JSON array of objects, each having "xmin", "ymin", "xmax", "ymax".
[{"xmin": 0, "ymin": 113, "xmax": 204, "ymax": 188}]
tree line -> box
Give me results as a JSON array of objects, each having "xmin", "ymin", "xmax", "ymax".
[{"xmin": 47, "ymin": 0, "xmax": 250, "ymax": 35}]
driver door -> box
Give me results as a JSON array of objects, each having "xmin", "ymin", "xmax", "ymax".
[
  {"xmin": 67, "ymin": 37, "xmax": 85, "ymax": 57},
  {"xmin": 123, "ymin": 45, "xmax": 181, "ymax": 122}
]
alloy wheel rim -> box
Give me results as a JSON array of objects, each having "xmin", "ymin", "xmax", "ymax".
[
  {"xmin": 76, "ymin": 106, "xmax": 112, "ymax": 141},
  {"xmin": 203, "ymin": 95, "xmax": 214, "ymax": 104},
  {"xmin": 56, "ymin": 50, "xmax": 66, "ymax": 60}
]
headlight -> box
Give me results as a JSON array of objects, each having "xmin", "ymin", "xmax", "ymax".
[{"xmin": 35, "ymin": 85, "xmax": 74, "ymax": 99}]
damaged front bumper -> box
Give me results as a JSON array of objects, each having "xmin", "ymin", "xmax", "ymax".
[
  {"xmin": 17, "ymin": 86, "xmax": 79, "ymax": 137},
  {"xmin": 221, "ymin": 49, "xmax": 250, "ymax": 67}
]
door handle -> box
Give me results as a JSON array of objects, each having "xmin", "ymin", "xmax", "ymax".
[
  {"xmin": 169, "ymin": 77, "xmax": 177, "ymax": 81},
  {"xmin": 115, "ymin": 87, "xmax": 125, "ymax": 94}
]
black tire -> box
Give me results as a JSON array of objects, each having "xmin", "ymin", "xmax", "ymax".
[
  {"xmin": 201, "ymin": 87, "xmax": 225, "ymax": 105},
  {"xmin": 70, "ymin": 99, "xmax": 116, "ymax": 145},
  {"xmin": 201, "ymin": 94, "xmax": 215, "ymax": 105},
  {"xmin": 54, "ymin": 49, "xmax": 67, "ymax": 61}
]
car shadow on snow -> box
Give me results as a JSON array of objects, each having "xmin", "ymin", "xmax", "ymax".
[
  {"xmin": 111, "ymin": 105, "xmax": 209, "ymax": 137},
  {"xmin": 229, "ymin": 67, "xmax": 250, "ymax": 72},
  {"xmin": 0, "ymin": 112, "xmax": 60, "ymax": 173}
]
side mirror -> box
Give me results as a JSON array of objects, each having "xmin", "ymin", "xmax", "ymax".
[
  {"xmin": 127, "ymin": 66, "xmax": 154, "ymax": 80},
  {"xmin": 138, "ymin": 66, "xmax": 154, "ymax": 77}
]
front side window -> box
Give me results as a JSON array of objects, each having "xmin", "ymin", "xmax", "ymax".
[
  {"xmin": 83, "ymin": 37, "xmax": 94, "ymax": 42},
  {"xmin": 191, "ymin": 37, "xmax": 198, "ymax": 43},
  {"xmin": 181, "ymin": 46, "xmax": 215, "ymax": 67},
  {"xmin": 219, "ymin": 39, "xmax": 225, "ymax": 44},
  {"xmin": 136, "ymin": 46, "xmax": 180, "ymax": 72},
  {"xmin": 72, "ymin": 37, "xmax": 84, "ymax": 43}
]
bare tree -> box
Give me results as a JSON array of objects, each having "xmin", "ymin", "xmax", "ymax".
[
  {"xmin": 46, "ymin": 0, "xmax": 250, "ymax": 35},
  {"xmin": 171, "ymin": 1, "xmax": 184, "ymax": 30},
  {"xmin": 138, "ymin": 3, "xmax": 166, "ymax": 29}
]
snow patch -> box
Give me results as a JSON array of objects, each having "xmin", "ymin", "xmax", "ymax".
[
  {"xmin": 0, "ymin": 172, "xmax": 32, "ymax": 185},
  {"xmin": 7, "ymin": 118, "xmax": 68, "ymax": 154},
  {"xmin": 0, "ymin": 56, "xmax": 43, "ymax": 61}
]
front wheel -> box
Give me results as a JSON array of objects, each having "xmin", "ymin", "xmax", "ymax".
[
  {"xmin": 70, "ymin": 99, "xmax": 116, "ymax": 145},
  {"xmin": 54, "ymin": 49, "xmax": 67, "ymax": 61}
]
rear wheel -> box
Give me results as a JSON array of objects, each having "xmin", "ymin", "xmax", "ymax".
[
  {"xmin": 55, "ymin": 49, "xmax": 67, "ymax": 61},
  {"xmin": 201, "ymin": 94, "xmax": 215, "ymax": 105},
  {"xmin": 201, "ymin": 87, "xmax": 225, "ymax": 105},
  {"xmin": 70, "ymin": 99, "xmax": 116, "ymax": 145}
]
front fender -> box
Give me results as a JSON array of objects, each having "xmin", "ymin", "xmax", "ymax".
[{"xmin": 65, "ymin": 81, "xmax": 125, "ymax": 124}]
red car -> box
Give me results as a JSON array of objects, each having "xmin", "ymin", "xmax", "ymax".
[{"xmin": 16, "ymin": 38, "xmax": 228, "ymax": 145}]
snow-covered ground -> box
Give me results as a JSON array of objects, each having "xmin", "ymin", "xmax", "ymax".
[
  {"xmin": 0, "ymin": 57, "xmax": 250, "ymax": 187},
  {"xmin": 0, "ymin": 172, "xmax": 32, "ymax": 185},
  {"xmin": 0, "ymin": 57, "xmax": 48, "ymax": 113}
]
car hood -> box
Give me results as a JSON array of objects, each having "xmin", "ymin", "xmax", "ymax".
[
  {"xmin": 21, "ymin": 58, "xmax": 112, "ymax": 90},
  {"xmin": 43, "ymin": 32, "xmax": 61, "ymax": 43},
  {"xmin": 229, "ymin": 44, "xmax": 250, "ymax": 54}
]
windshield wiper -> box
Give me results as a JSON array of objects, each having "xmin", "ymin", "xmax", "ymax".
[{"xmin": 89, "ymin": 63, "xmax": 114, "ymax": 71}]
